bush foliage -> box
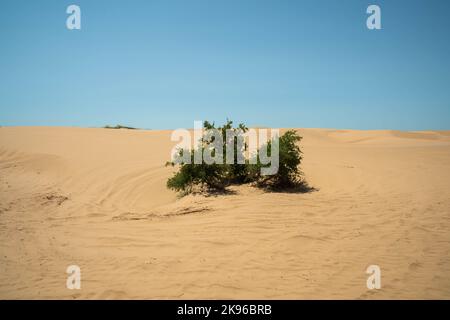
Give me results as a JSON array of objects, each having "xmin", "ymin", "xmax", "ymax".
[{"xmin": 166, "ymin": 120, "xmax": 304, "ymax": 193}]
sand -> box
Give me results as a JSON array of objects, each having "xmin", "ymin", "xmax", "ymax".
[{"xmin": 1, "ymin": 126, "xmax": 450, "ymax": 299}]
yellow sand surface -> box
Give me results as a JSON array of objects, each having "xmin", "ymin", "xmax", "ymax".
[{"xmin": 1, "ymin": 126, "xmax": 450, "ymax": 299}]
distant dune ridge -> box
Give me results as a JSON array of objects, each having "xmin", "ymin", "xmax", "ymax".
[{"xmin": 1, "ymin": 126, "xmax": 450, "ymax": 299}]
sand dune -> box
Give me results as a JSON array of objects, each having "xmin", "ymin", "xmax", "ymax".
[{"xmin": 1, "ymin": 126, "xmax": 450, "ymax": 299}]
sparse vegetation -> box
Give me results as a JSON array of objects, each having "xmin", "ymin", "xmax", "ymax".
[
  {"xmin": 166, "ymin": 120, "xmax": 308, "ymax": 194},
  {"xmin": 166, "ymin": 120, "xmax": 247, "ymax": 192},
  {"xmin": 104, "ymin": 124, "xmax": 137, "ymax": 130},
  {"xmin": 249, "ymin": 130, "xmax": 304, "ymax": 190}
]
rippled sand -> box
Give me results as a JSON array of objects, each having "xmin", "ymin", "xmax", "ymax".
[{"xmin": 1, "ymin": 126, "xmax": 450, "ymax": 299}]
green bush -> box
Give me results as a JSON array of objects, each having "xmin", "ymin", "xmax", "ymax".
[
  {"xmin": 166, "ymin": 120, "xmax": 247, "ymax": 192},
  {"xmin": 253, "ymin": 130, "xmax": 303, "ymax": 189},
  {"xmin": 166, "ymin": 121, "xmax": 305, "ymax": 193},
  {"xmin": 104, "ymin": 124, "xmax": 137, "ymax": 130}
]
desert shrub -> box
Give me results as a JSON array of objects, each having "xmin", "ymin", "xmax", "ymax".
[
  {"xmin": 166, "ymin": 121, "xmax": 304, "ymax": 193},
  {"xmin": 253, "ymin": 130, "xmax": 303, "ymax": 189},
  {"xmin": 166, "ymin": 147, "xmax": 226, "ymax": 192},
  {"xmin": 166, "ymin": 120, "xmax": 248, "ymax": 192},
  {"xmin": 104, "ymin": 124, "xmax": 137, "ymax": 129},
  {"xmin": 204, "ymin": 120, "xmax": 250, "ymax": 183}
]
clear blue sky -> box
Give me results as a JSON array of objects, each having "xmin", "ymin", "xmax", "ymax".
[{"xmin": 1, "ymin": 0, "xmax": 449, "ymax": 130}]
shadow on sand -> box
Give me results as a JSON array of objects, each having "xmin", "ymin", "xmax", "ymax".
[{"xmin": 257, "ymin": 180, "xmax": 318, "ymax": 194}]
